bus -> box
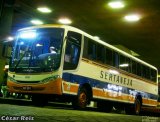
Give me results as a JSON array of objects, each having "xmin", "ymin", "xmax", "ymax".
[
  {"xmin": 7, "ymin": 24, "xmax": 158, "ymax": 115},
  {"xmin": 158, "ymin": 75, "xmax": 160, "ymax": 101}
]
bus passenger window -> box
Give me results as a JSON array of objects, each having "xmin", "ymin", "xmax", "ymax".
[
  {"xmin": 97, "ymin": 44, "xmax": 105, "ymax": 63},
  {"xmin": 132, "ymin": 60, "xmax": 137, "ymax": 75},
  {"xmin": 119, "ymin": 55, "xmax": 128, "ymax": 71},
  {"xmin": 137, "ymin": 63, "xmax": 142, "ymax": 76},
  {"xmin": 113, "ymin": 52, "xmax": 119, "ymax": 68},
  {"xmin": 145, "ymin": 67, "xmax": 150, "ymax": 79},
  {"xmin": 105, "ymin": 48, "xmax": 113, "ymax": 66},
  {"xmin": 126, "ymin": 58, "xmax": 132, "ymax": 73},
  {"xmin": 83, "ymin": 37, "xmax": 88, "ymax": 58},
  {"xmin": 142, "ymin": 65, "xmax": 147, "ymax": 79},
  {"xmin": 151, "ymin": 69, "xmax": 157, "ymax": 82},
  {"xmin": 88, "ymin": 40, "xmax": 96, "ymax": 60}
]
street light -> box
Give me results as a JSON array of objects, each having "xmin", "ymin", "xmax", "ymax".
[
  {"xmin": 31, "ymin": 20, "xmax": 43, "ymax": 25},
  {"xmin": 58, "ymin": 18, "xmax": 72, "ymax": 25},
  {"xmin": 37, "ymin": 7, "xmax": 52, "ymax": 13},
  {"xmin": 124, "ymin": 14, "xmax": 140, "ymax": 22},
  {"xmin": 108, "ymin": 1, "xmax": 125, "ymax": 9}
]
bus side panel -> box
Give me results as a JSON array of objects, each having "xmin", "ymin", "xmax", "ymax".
[
  {"xmin": 62, "ymin": 72, "xmax": 135, "ymax": 103},
  {"xmin": 62, "ymin": 59, "xmax": 158, "ymax": 106},
  {"xmin": 62, "ymin": 73, "xmax": 79, "ymax": 95}
]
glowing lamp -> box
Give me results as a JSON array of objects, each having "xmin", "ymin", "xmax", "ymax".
[
  {"xmin": 31, "ymin": 20, "xmax": 43, "ymax": 25},
  {"xmin": 37, "ymin": 7, "xmax": 52, "ymax": 13},
  {"xmin": 108, "ymin": 1, "xmax": 125, "ymax": 9},
  {"xmin": 58, "ymin": 18, "xmax": 72, "ymax": 25},
  {"xmin": 124, "ymin": 14, "xmax": 140, "ymax": 22}
]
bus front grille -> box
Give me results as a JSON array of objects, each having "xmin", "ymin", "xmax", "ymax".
[{"xmin": 16, "ymin": 80, "xmax": 40, "ymax": 83}]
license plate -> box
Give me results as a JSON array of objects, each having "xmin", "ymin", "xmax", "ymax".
[{"xmin": 22, "ymin": 86, "xmax": 32, "ymax": 91}]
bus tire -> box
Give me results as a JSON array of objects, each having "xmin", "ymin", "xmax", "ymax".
[
  {"xmin": 97, "ymin": 101, "xmax": 113, "ymax": 112},
  {"xmin": 72, "ymin": 88, "xmax": 88, "ymax": 109},
  {"xmin": 32, "ymin": 94, "xmax": 48, "ymax": 107}
]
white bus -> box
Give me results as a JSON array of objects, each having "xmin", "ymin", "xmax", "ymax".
[
  {"xmin": 158, "ymin": 75, "xmax": 160, "ymax": 95},
  {"xmin": 7, "ymin": 24, "xmax": 158, "ymax": 115}
]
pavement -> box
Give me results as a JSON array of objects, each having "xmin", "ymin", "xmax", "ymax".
[{"xmin": 0, "ymin": 97, "xmax": 159, "ymax": 122}]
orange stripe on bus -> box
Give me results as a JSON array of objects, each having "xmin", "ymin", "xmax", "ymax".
[
  {"xmin": 92, "ymin": 88, "xmax": 135, "ymax": 103},
  {"xmin": 93, "ymin": 88, "xmax": 157, "ymax": 106},
  {"xmin": 142, "ymin": 98, "xmax": 148, "ymax": 105},
  {"xmin": 148, "ymin": 99, "xmax": 158, "ymax": 106},
  {"xmin": 143, "ymin": 98, "xmax": 158, "ymax": 106},
  {"xmin": 63, "ymin": 81, "xmax": 79, "ymax": 93}
]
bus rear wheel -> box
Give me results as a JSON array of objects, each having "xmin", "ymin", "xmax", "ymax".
[{"xmin": 72, "ymin": 88, "xmax": 89, "ymax": 109}]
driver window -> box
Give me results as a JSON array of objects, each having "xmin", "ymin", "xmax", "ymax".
[{"xmin": 63, "ymin": 31, "xmax": 82, "ymax": 70}]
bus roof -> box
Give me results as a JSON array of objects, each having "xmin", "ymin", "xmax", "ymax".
[{"xmin": 18, "ymin": 24, "xmax": 157, "ymax": 70}]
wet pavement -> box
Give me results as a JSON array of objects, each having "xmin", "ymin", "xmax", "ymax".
[{"xmin": 0, "ymin": 98, "xmax": 159, "ymax": 122}]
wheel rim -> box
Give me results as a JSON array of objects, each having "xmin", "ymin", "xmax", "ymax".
[{"xmin": 79, "ymin": 92, "xmax": 87, "ymax": 108}]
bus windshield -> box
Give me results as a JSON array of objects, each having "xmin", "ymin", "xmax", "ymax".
[{"xmin": 9, "ymin": 28, "xmax": 64, "ymax": 73}]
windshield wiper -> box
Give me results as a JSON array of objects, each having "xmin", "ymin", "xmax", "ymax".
[{"xmin": 13, "ymin": 49, "xmax": 30, "ymax": 72}]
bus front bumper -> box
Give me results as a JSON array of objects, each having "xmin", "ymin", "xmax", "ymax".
[{"xmin": 7, "ymin": 78, "xmax": 62, "ymax": 95}]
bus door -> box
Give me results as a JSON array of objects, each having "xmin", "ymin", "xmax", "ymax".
[
  {"xmin": 62, "ymin": 31, "xmax": 82, "ymax": 94},
  {"xmin": 63, "ymin": 31, "xmax": 82, "ymax": 70}
]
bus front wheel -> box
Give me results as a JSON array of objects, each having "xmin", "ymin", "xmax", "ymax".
[{"xmin": 72, "ymin": 88, "xmax": 89, "ymax": 109}]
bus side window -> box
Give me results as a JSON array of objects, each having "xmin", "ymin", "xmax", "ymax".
[
  {"xmin": 150, "ymin": 69, "xmax": 157, "ymax": 82},
  {"xmin": 97, "ymin": 44, "xmax": 105, "ymax": 63},
  {"xmin": 119, "ymin": 55, "xmax": 126, "ymax": 71},
  {"xmin": 132, "ymin": 60, "xmax": 137, "ymax": 75},
  {"xmin": 63, "ymin": 31, "xmax": 81, "ymax": 70},
  {"xmin": 88, "ymin": 40, "xmax": 96, "ymax": 61},
  {"xmin": 113, "ymin": 52, "xmax": 119, "ymax": 68},
  {"xmin": 105, "ymin": 48, "xmax": 113, "ymax": 66}
]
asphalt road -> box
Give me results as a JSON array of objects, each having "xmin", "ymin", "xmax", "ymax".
[{"xmin": 0, "ymin": 98, "xmax": 159, "ymax": 122}]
